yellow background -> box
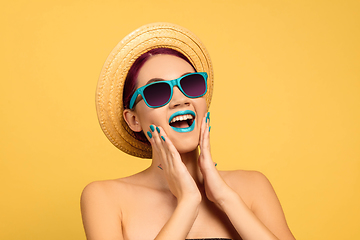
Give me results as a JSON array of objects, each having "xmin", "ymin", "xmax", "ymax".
[{"xmin": 1, "ymin": 0, "xmax": 359, "ymax": 239}]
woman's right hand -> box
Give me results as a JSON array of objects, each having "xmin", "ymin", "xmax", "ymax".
[
  {"xmin": 148, "ymin": 125, "xmax": 201, "ymax": 204},
  {"xmin": 148, "ymin": 125, "xmax": 202, "ymax": 240}
]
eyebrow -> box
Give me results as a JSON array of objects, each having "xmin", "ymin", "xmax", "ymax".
[{"xmin": 145, "ymin": 72, "xmax": 193, "ymax": 85}]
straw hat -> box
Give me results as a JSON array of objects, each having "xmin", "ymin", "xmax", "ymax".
[{"xmin": 96, "ymin": 22, "xmax": 214, "ymax": 158}]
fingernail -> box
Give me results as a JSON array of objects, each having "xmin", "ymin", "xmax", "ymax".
[
  {"xmin": 209, "ymin": 126, "xmax": 211, "ymax": 132},
  {"xmin": 161, "ymin": 136, "xmax": 165, "ymax": 141},
  {"xmin": 156, "ymin": 127, "xmax": 160, "ymax": 133},
  {"xmin": 215, "ymin": 162, "xmax": 217, "ymax": 167},
  {"xmin": 150, "ymin": 125, "xmax": 155, "ymax": 132},
  {"xmin": 206, "ymin": 112, "xmax": 210, "ymax": 123},
  {"xmin": 147, "ymin": 131, "xmax": 152, "ymax": 139},
  {"xmin": 158, "ymin": 164, "xmax": 163, "ymax": 170}
]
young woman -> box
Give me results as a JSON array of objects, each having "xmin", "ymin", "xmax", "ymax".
[{"xmin": 81, "ymin": 23, "xmax": 295, "ymax": 240}]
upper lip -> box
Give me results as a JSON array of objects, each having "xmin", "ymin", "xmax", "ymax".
[{"xmin": 168, "ymin": 110, "xmax": 196, "ymax": 124}]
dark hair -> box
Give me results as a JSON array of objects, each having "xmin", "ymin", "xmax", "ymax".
[{"xmin": 123, "ymin": 48, "xmax": 196, "ymax": 144}]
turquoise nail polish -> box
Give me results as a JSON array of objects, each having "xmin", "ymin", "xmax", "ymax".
[
  {"xmin": 147, "ymin": 131, "xmax": 152, "ymax": 139},
  {"xmin": 156, "ymin": 127, "xmax": 160, "ymax": 133},
  {"xmin": 161, "ymin": 136, "xmax": 165, "ymax": 141},
  {"xmin": 215, "ymin": 163, "xmax": 217, "ymax": 167},
  {"xmin": 150, "ymin": 125, "xmax": 155, "ymax": 132},
  {"xmin": 209, "ymin": 126, "xmax": 211, "ymax": 132},
  {"xmin": 206, "ymin": 112, "xmax": 210, "ymax": 123}
]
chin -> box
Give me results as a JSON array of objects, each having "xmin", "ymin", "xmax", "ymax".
[
  {"xmin": 171, "ymin": 134, "xmax": 199, "ymax": 154},
  {"xmin": 176, "ymin": 145, "xmax": 198, "ymax": 155}
]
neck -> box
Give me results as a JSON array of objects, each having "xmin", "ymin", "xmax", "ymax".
[
  {"xmin": 178, "ymin": 149, "xmax": 202, "ymax": 180},
  {"xmin": 146, "ymin": 147, "xmax": 203, "ymax": 190}
]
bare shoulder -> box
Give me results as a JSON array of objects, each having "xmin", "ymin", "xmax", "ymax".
[
  {"xmin": 81, "ymin": 179, "xmax": 122, "ymax": 204},
  {"xmin": 220, "ymin": 170, "xmax": 295, "ymax": 239},
  {"xmin": 219, "ymin": 169, "xmax": 269, "ymax": 183},
  {"xmin": 80, "ymin": 175, "xmax": 144, "ymax": 240},
  {"xmin": 219, "ymin": 170, "xmax": 273, "ymax": 207},
  {"xmin": 81, "ymin": 173, "xmax": 145, "ymax": 207}
]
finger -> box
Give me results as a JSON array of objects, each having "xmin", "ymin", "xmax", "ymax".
[
  {"xmin": 199, "ymin": 117, "xmax": 214, "ymax": 171},
  {"xmin": 200, "ymin": 112, "xmax": 211, "ymax": 151},
  {"xmin": 198, "ymin": 114, "xmax": 207, "ymax": 163},
  {"xmin": 199, "ymin": 112, "xmax": 208, "ymax": 146},
  {"xmin": 157, "ymin": 126, "xmax": 189, "ymax": 173},
  {"xmin": 147, "ymin": 125, "xmax": 169, "ymax": 168},
  {"xmin": 154, "ymin": 126, "xmax": 184, "ymax": 173},
  {"xmin": 203, "ymin": 117, "xmax": 211, "ymax": 150},
  {"xmin": 155, "ymin": 126, "xmax": 178, "ymax": 169}
]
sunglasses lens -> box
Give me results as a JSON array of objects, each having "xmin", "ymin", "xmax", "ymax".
[
  {"xmin": 143, "ymin": 82, "xmax": 171, "ymax": 107},
  {"xmin": 180, "ymin": 74, "xmax": 206, "ymax": 97}
]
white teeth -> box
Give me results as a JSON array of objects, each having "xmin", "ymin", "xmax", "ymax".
[{"xmin": 170, "ymin": 114, "xmax": 194, "ymax": 124}]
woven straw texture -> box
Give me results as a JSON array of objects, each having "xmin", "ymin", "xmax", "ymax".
[{"xmin": 96, "ymin": 22, "xmax": 213, "ymax": 158}]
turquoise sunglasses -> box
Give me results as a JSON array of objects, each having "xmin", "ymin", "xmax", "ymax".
[{"xmin": 129, "ymin": 72, "xmax": 208, "ymax": 109}]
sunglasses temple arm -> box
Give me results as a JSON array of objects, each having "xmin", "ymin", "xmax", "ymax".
[{"xmin": 129, "ymin": 90, "xmax": 140, "ymax": 109}]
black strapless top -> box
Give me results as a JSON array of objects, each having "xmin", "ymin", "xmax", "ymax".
[{"xmin": 186, "ymin": 239, "xmax": 232, "ymax": 240}]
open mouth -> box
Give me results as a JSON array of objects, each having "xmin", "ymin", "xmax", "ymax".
[
  {"xmin": 168, "ymin": 110, "xmax": 196, "ymax": 133},
  {"xmin": 170, "ymin": 114, "xmax": 194, "ymax": 128}
]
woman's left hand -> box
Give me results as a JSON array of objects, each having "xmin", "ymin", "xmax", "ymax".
[{"xmin": 198, "ymin": 113, "xmax": 235, "ymax": 208}]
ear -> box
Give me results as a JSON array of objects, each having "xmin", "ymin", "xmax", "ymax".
[{"xmin": 123, "ymin": 109, "xmax": 142, "ymax": 132}]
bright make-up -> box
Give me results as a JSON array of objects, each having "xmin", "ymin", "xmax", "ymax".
[{"xmin": 168, "ymin": 110, "xmax": 196, "ymax": 133}]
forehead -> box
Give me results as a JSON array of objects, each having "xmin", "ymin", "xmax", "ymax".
[{"xmin": 136, "ymin": 54, "xmax": 195, "ymax": 87}]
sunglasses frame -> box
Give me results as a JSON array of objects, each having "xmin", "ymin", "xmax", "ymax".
[{"xmin": 129, "ymin": 72, "xmax": 208, "ymax": 109}]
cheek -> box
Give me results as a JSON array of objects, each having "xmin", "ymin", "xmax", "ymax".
[
  {"xmin": 196, "ymin": 99, "xmax": 208, "ymax": 117},
  {"xmin": 135, "ymin": 105, "xmax": 152, "ymax": 128},
  {"xmin": 137, "ymin": 107, "xmax": 167, "ymax": 129}
]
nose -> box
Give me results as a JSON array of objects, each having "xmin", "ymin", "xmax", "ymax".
[{"xmin": 169, "ymin": 86, "xmax": 190, "ymax": 108}]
